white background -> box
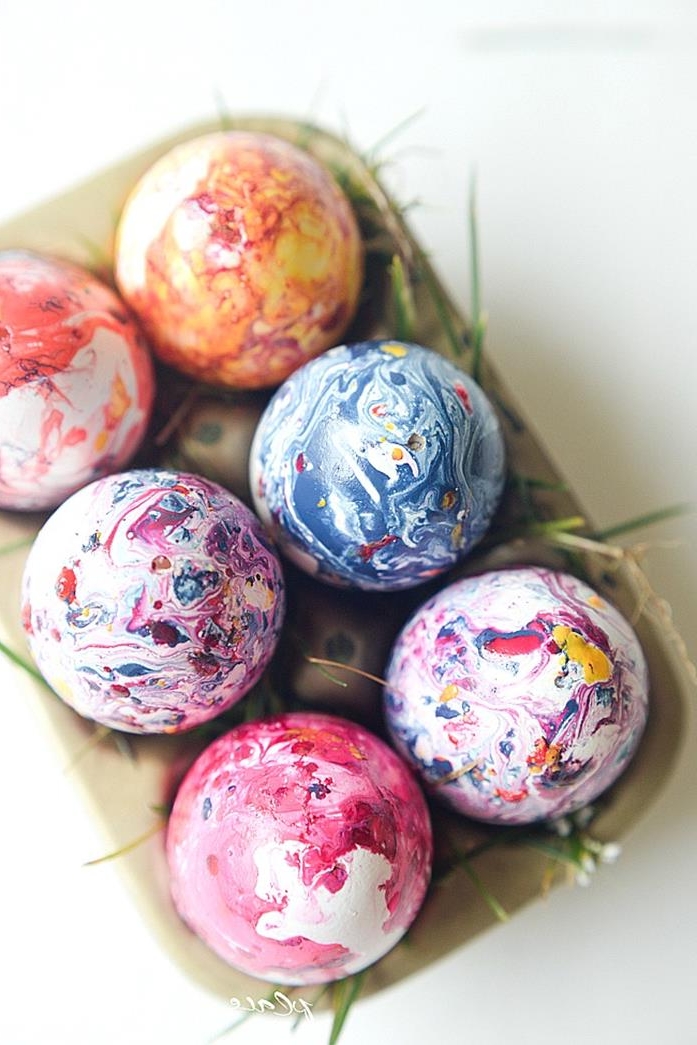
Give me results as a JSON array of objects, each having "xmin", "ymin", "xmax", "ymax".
[{"xmin": 1, "ymin": 2, "xmax": 696, "ymax": 1043}]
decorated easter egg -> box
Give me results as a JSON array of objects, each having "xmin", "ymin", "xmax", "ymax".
[
  {"xmin": 21, "ymin": 469, "xmax": 285, "ymax": 734},
  {"xmin": 0, "ymin": 250, "xmax": 154, "ymax": 511},
  {"xmin": 383, "ymin": 566, "xmax": 649, "ymax": 824},
  {"xmin": 166, "ymin": 711, "xmax": 433, "ymax": 984},
  {"xmin": 114, "ymin": 131, "xmax": 363, "ymax": 389},
  {"xmin": 250, "ymin": 340, "xmax": 506, "ymax": 590}
]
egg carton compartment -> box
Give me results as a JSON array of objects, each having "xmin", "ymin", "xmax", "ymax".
[{"xmin": 0, "ymin": 117, "xmax": 691, "ymax": 1005}]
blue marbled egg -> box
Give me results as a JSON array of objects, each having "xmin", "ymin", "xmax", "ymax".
[{"xmin": 249, "ymin": 340, "xmax": 506, "ymax": 590}]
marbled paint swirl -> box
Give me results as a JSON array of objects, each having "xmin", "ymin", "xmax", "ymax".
[
  {"xmin": 383, "ymin": 566, "xmax": 649, "ymax": 824},
  {"xmin": 166, "ymin": 711, "xmax": 432, "ymax": 984},
  {"xmin": 21, "ymin": 469, "xmax": 285, "ymax": 733},
  {"xmin": 250, "ymin": 340, "xmax": 505, "ymax": 590},
  {"xmin": 114, "ymin": 131, "xmax": 363, "ymax": 390},
  {"xmin": 0, "ymin": 250, "xmax": 154, "ymax": 510}
]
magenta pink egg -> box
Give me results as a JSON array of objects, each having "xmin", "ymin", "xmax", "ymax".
[{"xmin": 166, "ymin": 712, "xmax": 433, "ymax": 984}]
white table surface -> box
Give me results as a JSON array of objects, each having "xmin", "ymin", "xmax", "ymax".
[{"xmin": 1, "ymin": 3, "xmax": 695, "ymax": 1044}]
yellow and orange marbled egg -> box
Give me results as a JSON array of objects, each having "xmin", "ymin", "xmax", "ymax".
[{"xmin": 114, "ymin": 131, "xmax": 364, "ymax": 389}]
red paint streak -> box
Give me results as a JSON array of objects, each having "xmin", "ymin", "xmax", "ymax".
[
  {"xmin": 0, "ymin": 255, "xmax": 143, "ymax": 398},
  {"xmin": 454, "ymin": 383, "xmax": 473, "ymax": 414},
  {"xmin": 318, "ymin": 864, "xmax": 348, "ymax": 893},
  {"xmin": 55, "ymin": 567, "xmax": 77, "ymax": 603},
  {"xmin": 479, "ymin": 618, "xmax": 548, "ymax": 657},
  {"xmin": 64, "ymin": 426, "xmax": 88, "ymax": 446},
  {"xmin": 295, "ymin": 452, "xmax": 306, "ymax": 472},
  {"xmin": 370, "ymin": 403, "xmax": 387, "ymax": 418},
  {"xmin": 358, "ymin": 534, "xmax": 398, "ymax": 562},
  {"xmin": 206, "ymin": 854, "xmax": 219, "ymax": 876},
  {"xmin": 485, "ymin": 633, "xmax": 544, "ymax": 656},
  {"xmin": 495, "ymin": 786, "xmax": 528, "ymax": 803},
  {"xmin": 290, "ymin": 739, "xmax": 314, "ymax": 756}
]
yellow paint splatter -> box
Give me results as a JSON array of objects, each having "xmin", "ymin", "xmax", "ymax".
[
  {"xmin": 439, "ymin": 683, "xmax": 459, "ymax": 703},
  {"xmin": 105, "ymin": 373, "xmax": 132, "ymax": 427},
  {"xmin": 244, "ymin": 576, "xmax": 275, "ymax": 611},
  {"xmin": 552, "ymin": 625, "xmax": 612, "ymax": 684},
  {"xmin": 587, "ymin": 594, "xmax": 605, "ymax": 610},
  {"xmin": 527, "ymin": 737, "xmax": 562, "ymax": 774},
  {"xmin": 380, "ymin": 342, "xmax": 408, "ymax": 357},
  {"xmin": 317, "ymin": 497, "xmax": 327, "ymax": 508}
]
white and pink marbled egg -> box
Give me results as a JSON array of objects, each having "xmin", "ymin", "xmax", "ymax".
[
  {"xmin": 21, "ymin": 469, "xmax": 285, "ymax": 734},
  {"xmin": 383, "ymin": 566, "xmax": 649, "ymax": 825},
  {"xmin": 166, "ymin": 712, "xmax": 433, "ymax": 984}
]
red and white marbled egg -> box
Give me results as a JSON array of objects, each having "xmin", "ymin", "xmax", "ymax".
[{"xmin": 0, "ymin": 250, "xmax": 154, "ymax": 511}]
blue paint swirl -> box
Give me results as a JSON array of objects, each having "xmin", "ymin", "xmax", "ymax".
[{"xmin": 250, "ymin": 340, "xmax": 505, "ymax": 590}]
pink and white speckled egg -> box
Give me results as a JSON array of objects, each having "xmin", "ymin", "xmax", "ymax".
[
  {"xmin": 0, "ymin": 249, "xmax": 154, "ymax": 511},
  {"xmin": 166, "ymin": 711, "xmax": 433, "ymax": 984},
  {"xmin": 21, "ymin": 469, "xmax": 285, "ymax": 734},
  {"xmin": 383, "ymin": 566, "xmax": 649, "ymax": 825}
]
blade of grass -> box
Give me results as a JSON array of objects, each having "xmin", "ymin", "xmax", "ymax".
[
  {"xmin": 290, "ymin": 984, "xmax": 328, "ymax": 1031},
  {"xmin": 0, "ymin": 638, "xmax": 50, "ymax": 688},
  {"xmin": 213, "ymin": 88, "xmax": 234, "ymax": 130},
  {"xmin": 469, "ymin": 175, "xmax": 487, "ymax": 383},
  {"xmin": 111, "ymin": 731, "xmax": 137, "ymax": 762},
  {"xmin": 528, "ymin": 514, "xmax": 586, "ymax": 535},
  {"xmin": 329, "ymin": 971, "xmax": 366, "ymax": 1045},
  {"xmin": 388, "ymin": 253, "xmax": 416, "ymax": 341},
  {"xmin": 515, "ymin": 835, "xmax": 586, "ymax": 873},
  {"xmin": 64, "ymin": 724, "xmax": 113, "ymax": 773},
  {"xmin": 457, "ymin": 854, "xmax": 509, "ymax": 922},
  {"xmin": 543, "ymin": 531, "xmax": 626, "ymax": 558},
  {"xmin": 594, "ymin": 502, "xmax": 693, "ymax": 542},
  {"xmin": 419, "ymin": 259, "xmax": 465, "ymax": 358},
  {"xmin": 83, "ymin": 818, "xmax": 165, "ymax": 867},
  {"xmin": 363, "ymin": 108, "xmax": 426, "ymax": 169},
  {"xmin": 0, "ymin": 535, "xmax": 34, "ymax": 556},
  {"xmin": 304, "ymin": 656, "xmax": 388, "ymax": 689}
]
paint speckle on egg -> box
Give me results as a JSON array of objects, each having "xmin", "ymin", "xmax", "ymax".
[
  {"xmin": 250, "ymin": 340, "xmax": 506, "ymax": 590},
  {"xmin": 114, "ymin": 131, "xmax": 363, "ymax": 389},
  {"xmin": 21, "ymin": 469, "xmax": 285, "ymax": 733},
  {"xmin": 383, "ymin": 566, "xmax": 649, "ymax": 824},
  {"xmin": 0, "ymin": 250, "xmax": 154, "ymax": 510},
  {"xmin": 166, "ymin": 711, "xmax": 432, "ymax": 984}
]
